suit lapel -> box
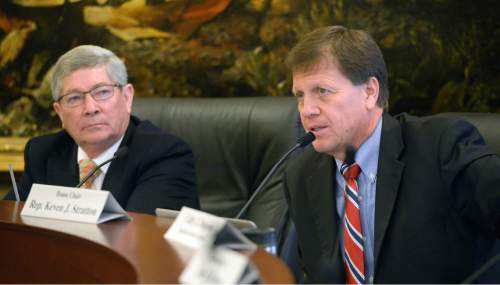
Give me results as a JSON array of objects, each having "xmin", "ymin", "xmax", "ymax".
[
  {"xmin": 102, "ymin": 120, "xmax": 135, "ymax": 202},
  {"xmin": 373, "ymin": 113, "xmax": 405, "ymax": 269},
  {"xmin": 102, "ymin": 156, "xmax": 128, "ymax": 201},
  {"xmin": 305, "ymin": 151, "xmax": 341, "ymax": 260},
  {"xmin": 46, "ymin": 135, "xmax": 79, "ymax": 187},
  {"xmin": 303, "ymin": 150, "xmax": 345, "ymax": 282}
]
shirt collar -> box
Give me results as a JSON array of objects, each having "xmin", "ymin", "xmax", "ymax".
[
  {"xmin": 335, "ymin": 117, "xmax": 382, "ymax": 182},
  {"xmin": 77, "ymin": 136, "xmax": 124, "ymax": 175}
]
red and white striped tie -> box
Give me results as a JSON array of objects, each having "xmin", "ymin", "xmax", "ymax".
[{"xmin": 342, "ymin": 163, "xmax": 365, "ymax": 284}]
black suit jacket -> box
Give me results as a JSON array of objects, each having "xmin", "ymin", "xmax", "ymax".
[
  {"xmin": 284, "ymin": 112, "xmax": 500, "ymax": 283},
  {"xmin": 5, "ymin": 116, "xmax": 200, "ymax": 214}
]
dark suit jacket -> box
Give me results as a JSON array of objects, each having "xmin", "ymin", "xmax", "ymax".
[
  {"xmin": 284, "ymin": 112, "xmax": 500, "ymax": 283},
  {"xmin": 5, "ymin": 116, "xmax": 200, "ymax": 214}
]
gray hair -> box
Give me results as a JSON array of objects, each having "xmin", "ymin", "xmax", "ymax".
[{"xmin": 51, "ymin": 45, "xmax": 128, "ymax": 100}]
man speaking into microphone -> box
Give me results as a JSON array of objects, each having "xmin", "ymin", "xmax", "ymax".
[
  {"xmin": 4, "ymin": 45, "xmax": 199, "ymax": 214},
  {"xmin": 283, "ymin": 26, "xmax": 500, "ymax": 283}
]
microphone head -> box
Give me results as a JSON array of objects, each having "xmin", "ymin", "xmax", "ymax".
[
  {"xmin": 114, "ymin": 146, "xmax": 130, "ymax": 159},
  {"xmin": 298, "ymin": 132, "xmax": 316, "ymax": 147},
  {"xmin": 344, "ymin": 145, "xmax": 356, "ymax": 166}
]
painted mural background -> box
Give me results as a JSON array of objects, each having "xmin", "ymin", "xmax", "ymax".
[{"xmin": 0, "ymin": 0, "xmax": 499, "ymax": 136}]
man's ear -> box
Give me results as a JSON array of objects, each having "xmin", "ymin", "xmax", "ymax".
[
  {"xmin": 122, "ymin": 83, "xmax": 134, "ymax": 113},
  {"xmin": 364, "ymin": 76, "xmax": 380, "ymax": 109},
  {"xmin": 53, "ymin": 102, "xmax": 62, "ymax": 119},
  {"xmin": 53, "ymin": 102, "xmax": 65, "ymax": 128}
]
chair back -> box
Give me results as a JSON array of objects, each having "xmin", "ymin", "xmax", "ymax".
[
  {"xmin": 132, "ymin": 97, "xmax": 299, "ymax": 236},
  {"xmin": 441, "ymin": 112, "xmax": 500, "ymax": 154}
]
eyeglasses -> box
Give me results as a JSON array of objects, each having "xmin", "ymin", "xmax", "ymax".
[{"xmin": 57, "ymin": 83, "xmax": 122, "ymax": 108}]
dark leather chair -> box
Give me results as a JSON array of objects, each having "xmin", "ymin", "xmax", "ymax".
[
  {"xmin": 132, "ymin": 96, "xmax": 300, "ymax": 250},
  {"xmin": 441, "ymin": 112, "xmax": 500, "ymax": 154},
  {"xmin": 441, "ymin": 112, "xmax": 500, "ymax": 283}
]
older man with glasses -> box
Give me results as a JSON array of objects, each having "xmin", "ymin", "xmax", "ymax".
[{"xmin": 5, "ymin": 45, "xmax": 200, "ymax": 214}]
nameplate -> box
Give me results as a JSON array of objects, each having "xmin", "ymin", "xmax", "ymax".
[
  {"xmin": 21, "ymin": 183, "xmax": 131, "ymax": 224},
  {"xmin": 164, "ymin": 207, "xmax": 256, "ymax": 252},
  {"xmin": 179, "ymin": 246, "xmax": 250, "ymax": 284},
  {"xmin": 164, "ymin": 207, "xmax": 226, "ymax": 249}
]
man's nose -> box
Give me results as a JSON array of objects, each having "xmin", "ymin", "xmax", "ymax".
[
  {"xmin": 82, "ymin": 93, "xmax": 99, "ymax": 115},
  {"xmin": 301, "ymin": 95, "xmax": 320, "ymax": 118}
]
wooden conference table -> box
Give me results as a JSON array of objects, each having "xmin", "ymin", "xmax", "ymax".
[{"xmin": 0, "ymin": 200, "xmax": 293, "ymax": 283}]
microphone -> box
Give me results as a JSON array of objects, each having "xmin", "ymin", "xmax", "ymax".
[
  {"xmin": 8, "ymin": 164, "xmax": 20, "ymax": 201},
  {"xmin": 297, "ymin": 132, "xmax": 316, "ymax": 147},
  {"xmin": 76, "ymin": 146, "xmax": 130, "ymax": 188},
  {"xmin": 235, "ymin": 132, "xmax": 316, "ymax": 219}
]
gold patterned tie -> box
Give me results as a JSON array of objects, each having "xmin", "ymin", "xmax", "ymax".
[{"xmin": 78, "ymin": 159, "xmax": 101, "ymax": 189}]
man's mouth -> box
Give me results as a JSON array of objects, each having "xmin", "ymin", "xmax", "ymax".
[
  {"xmin": 82, "ymin": 123, "xmax": 106, "ymax": 130},
  {"xmin": 309, "ymin": 125, "xmax": 327, "ymax": 133}
]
